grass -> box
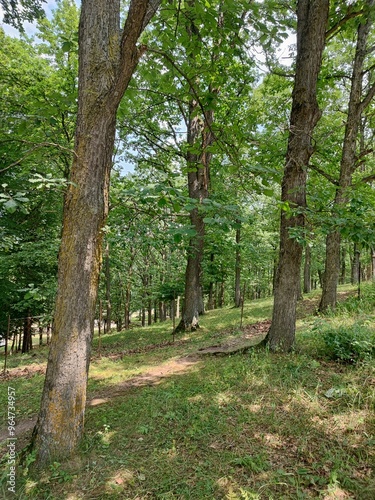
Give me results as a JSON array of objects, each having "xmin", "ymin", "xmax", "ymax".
[{"xmin": 1, "ymin": 284, "xmax": 375, "ymax": 499}]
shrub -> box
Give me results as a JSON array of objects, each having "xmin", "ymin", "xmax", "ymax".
[
  {"xmin": 322, "ymin": 323, "xmax": 375, "ymax": 363},
  {"xmin": 336, "ymin": 283, "xmax": 375, "ymax": 315}
]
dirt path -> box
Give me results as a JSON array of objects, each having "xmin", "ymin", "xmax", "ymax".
[
  {"xmin": 0, "ymin": 355, "xmax": 201, "ymax": 445},
  {"xmin": 0, "ymin": 318, "xmax": 288, "ymax": 445}
]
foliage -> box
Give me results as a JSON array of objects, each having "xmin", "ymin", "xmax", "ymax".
[
  {"xmin": 0, "ymin": 2, "xmax": 79, "ymax": 335},
  {"xmin": 0, "ymin": 0, "xmax": 46, "ymax": 31},
  {"xmin": 315, "ymin": 320, "xmax": 375, "ymax": 363}
]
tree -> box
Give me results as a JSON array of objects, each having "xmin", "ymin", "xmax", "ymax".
[
  {"xmin": 319, "ymin": 0, "xmax": 375, "ymax": 312},
  {"xmin": 29, "ymin": 0, "xmax": 161, "ymax": 466},
  {"xmin": 266, "ymin": 0, "xmax": 329, "ymax": 352}
]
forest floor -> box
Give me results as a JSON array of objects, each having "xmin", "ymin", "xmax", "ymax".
[{"xmin": 0, "ymin": 285, "xmax": 374, "ymax": 499}]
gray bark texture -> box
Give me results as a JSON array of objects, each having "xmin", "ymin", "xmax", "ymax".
[
  {"xmin": 31, "ymin": 0, "xmax": 160, "ymax": 466},
  {"xmin": 267, "ymin": 0, "xmax": 329, "ymax": 352}
]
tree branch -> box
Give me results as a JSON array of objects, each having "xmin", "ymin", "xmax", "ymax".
[
  {"xmin": 309, "ymin": 164, "xmax": 339, "ymax": 185},
  {"xmin": 360, "ymin": 81, "xmax": 375, "ymax": 112},
  {"xmin": 326, "ymin": 9, "xmax": 364, "ymax": 40},
  {"xmin": 0, "ymin": 140, "xmax": 76, "ymax": 173},
  {"xmin": 356, "ymin": 172, "xmax": 375, "ymax": 184}
]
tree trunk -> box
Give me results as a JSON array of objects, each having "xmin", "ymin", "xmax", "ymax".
[
  {"xmin": 351, "ymin": 243, "xmax": 360, "ymax": 285},
  {"xmin": 267, "ymin": 0, "xmax": 329, "ymax": 352},
  {"xmin": 339, "ymin": 245, "xmax": 346, "ymax": 284},
  {"xmin": 17, "ymin": 327, "xmax": 22, "ymax": 351},
  {"xmin": 105, "ymin": 242, "xmax": 111, "ymax": 332},
  {"xmin": 319, "ymin": 0, "xmax": 374, "ymax": 312},
  {"xmin": 207, "ymin": 282, "xmax": 214, "ymax": 310},
  {"xmin": 176, "ymin": 296, "xmax": 180, "ymax": 318},
  {"xmin": 207, "ymin": 253, "xmax": 215, "ymax": 310},
  {"xmin": 234, "ymin": 223, "xmax": 241, "ymax": 307},
  {"xmin": 39, "ymin": 324, "xmax": 43, "ymax": 346},
  {"xmin": 153, "ymin": 300, "xmax": 158, "ymax": 322},
  {"xmin": 22, "ymin": 313, "xmax": 32, "ymax": 354},
  {"xmin": 31, "ymin": 0, "xmax": 159, "ymax": 466},
  {"xmin": 147, "ymin": 274, "xmax": 152, "ymax": 325},
  {"xmin": 174, "ymin": 5, "xmax": 217, "ymax": 333},
  {"xmin": 371, "ymin": 248, "xmax": 375, "ymax": 280},
  {"xmin": 303, "ymin": 244, "xmax": 311, "ymax": 294},
  {"xmin": 218, "ymin": 281, "xmax": 225, "ymax": 308}
]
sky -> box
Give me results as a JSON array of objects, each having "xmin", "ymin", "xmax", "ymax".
[{"xmin": 0, "ymin": 1, "xmax": 80, "ymax": 37}]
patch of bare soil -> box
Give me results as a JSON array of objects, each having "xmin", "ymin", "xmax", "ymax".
[
  {"xmin": 0, "ymin": 365, "xmax": 46, "ymax": 381},
  {"xmin": 89, "ymin": 354, "xmax": 200, "ymax": 405}
]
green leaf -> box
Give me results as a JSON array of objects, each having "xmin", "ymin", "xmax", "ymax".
[{"xmin": 3, "ymin": 199, "xmax": 18, "ymax": 212}]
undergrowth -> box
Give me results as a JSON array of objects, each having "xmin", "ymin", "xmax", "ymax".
[{"xmin": 0, "ymin": 284, "xmax": 374, "ymax": 499}]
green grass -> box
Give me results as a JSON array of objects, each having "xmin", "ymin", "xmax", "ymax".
[{"xmin": 1, "ymin": 285, "xmax": 375, "ymax": 499}]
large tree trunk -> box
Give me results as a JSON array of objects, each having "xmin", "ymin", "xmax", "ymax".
[
  {"xmin": 177, "ymin": 201, "xmax": 206, "ymax": 331},
  {"xmin": 31, "ymin": 0, "xmax": 159, "ymax": 466},
  {"xmin": 319, "ymin": 0, "xmax": 374, "ymax": 312},
  {"xmin": 175, "ymin": 104, "xmax": 213, "ymax": 332},
  {"xmin": 267, "ymin": 0, "xmax": 329, "ymax": 352}
]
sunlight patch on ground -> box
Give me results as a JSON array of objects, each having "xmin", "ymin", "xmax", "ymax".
[{"xmin": 214, "ymin": 391, "xmax": 238, "ymax": 407}]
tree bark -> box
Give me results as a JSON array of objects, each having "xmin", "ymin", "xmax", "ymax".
[
  {"xmin": 175, "ymin": 101, "xmax": 212, "ymax": 332},
  {"xmin": 31, "ymin": 0, "xmax": 160, "ymax": 466},
  {"xmin": 319, "ymin": 0, "xmax": 374, "ymax": 312},
  {"xmin": 267, "ymin": 0, "xmax": 329, "ymax": 352},
  {"xmin": 22, "ymin": 313, "xmax": 32, "ymax": 354},
  {"xmin": 303, "ymin": 244, "xmax": 311, "ymax": 294},
  {"xmin": 105, "ymin": 242, "xmax": 111, "ymax": 332},
  {"xmin": 174, "ymin": 0, "xmax": 220, "ymax": 333},
  {"xmin": 351, "ymin": 243, "xmax": 361, "ymax": 285},
  {"xmin": 218, "ymin": 281, "xmax": 225, "ymax": 308},
  {"xmin": 234, "ymin": 223, "xmax": 242, "ymax": 307},
  {"xmin": 339, "ymin": 245, "xmax": 346, "ymax": 284}
]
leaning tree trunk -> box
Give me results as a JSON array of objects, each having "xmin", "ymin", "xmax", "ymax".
[
  {"xmin": 319, "ymin": 0, "xmax": 375, "ymax": 312},
  {"xmin": 31, "ymin": 0, "xmax": 160, "ymax": 466},
  {"xmin": 267, "ymin": 0, "xmax": 329, "ymax": 352}
]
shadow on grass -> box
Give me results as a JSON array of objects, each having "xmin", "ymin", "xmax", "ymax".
[{"xmin": 12, "ymin": 347, "xmax": 375, "ymax": 500}]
